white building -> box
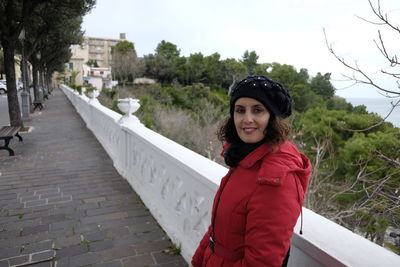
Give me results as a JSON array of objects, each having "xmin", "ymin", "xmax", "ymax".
[{"xmin": 67, "ymin": 33, "xmax": 126, "ymax": 86}]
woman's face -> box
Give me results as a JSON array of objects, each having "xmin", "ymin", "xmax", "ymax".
[{"xmin": 233, "ymin": 97, "xmax": 270, "ymax": 144}]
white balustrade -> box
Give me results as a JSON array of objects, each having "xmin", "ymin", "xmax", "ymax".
[{"xmin": 60, "ymin": 84, "xmax": 400, "ymax": 266}]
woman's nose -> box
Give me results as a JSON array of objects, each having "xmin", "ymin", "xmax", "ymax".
[{"xmin": 243, "ymin": 111, "xmax": 254, "ymax": 123}]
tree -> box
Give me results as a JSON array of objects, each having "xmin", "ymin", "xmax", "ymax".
[
  {"xmin": 203, "ymin": 53, "xmax": 223, "ymax": 87},
  {"xmin": 155, "ymin": 40, "xmax": 180, "ymax": 60},
  {"xmin": 112, "ymin": 40, "xmax": 143, "ymax": 87},
  {"xmin": 310, "ymin": 72, "xmax": 335, "ymax": 100},
  {"xmin": 87, "ymin": 60, "xmax": 98, "ymax": 67},
  {"xmin": 0, "ymin": 0, "xmax": 95, "ymax": 127},
  {"xmin": 241, "ymin": 50, "xmax": 259, "ymax": 74},
  {"xmin": 0, "ymin": 0, "xmax": 43, "ymax": 127},
  {"xmin": 325, "ymin": 0, "xmax": 400, "ymax": 125},
  {"xmin": 187, "ymin": 52, "xmax": 205, "ymax": 84},
  {"xmin": 294, "ymin": 106, "xmax": 400, "ymax": 249},
  {"xmin": 143, "ymin": 54, "xmax": 172, "ymax": 84},
  {"xmin": 222, "ymin": 58, "xmax": 247, "ymax": 94},
  {"xmin": 0, "ymin": 48, "xmax": 4, "ymax": 79}
]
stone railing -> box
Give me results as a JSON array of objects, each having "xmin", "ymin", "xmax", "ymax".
[{"xmin": 60, "ymin": 85, "xmax": 400, "ymax": 266}]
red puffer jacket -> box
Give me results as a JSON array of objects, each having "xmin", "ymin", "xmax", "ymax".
[{"xmin": 192, "ymin": 141, "xmax": 311, "ymax": 267}]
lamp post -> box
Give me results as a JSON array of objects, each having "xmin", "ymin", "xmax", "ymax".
[
  {"xmin": 18, "ymin": 28, "xmax": 30, "ymax": 120},
  {"xmin": 36, "ymin": 52, "xmax": 43, "ymax": 102}
]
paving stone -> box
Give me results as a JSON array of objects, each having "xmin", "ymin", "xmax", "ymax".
[
  {"xmin": 82, "ymin": 230, "xmax": 108, "ymax": 242},
  {"xmin": 69, "ymin": 252, "xmax": 101, "ymax": 266},
  {"xmin": 80, "ymin": 212, "xmax": 127, "ymax": 224},
  {"xmin": 0, "ymin": 246, "xmax": 20, "ymax": 259},
  {"xmin": 94, "ymin": 260, "xmax": 123, "ymax": 267},
  {"xmin": 105, "ymin": 226, "xmax": 130, "ymax": 239},
  {"xmin": 86, "ymin": 206, "xmax": 123, "ymax": 216},
  {"xmin": 0, "ymin": 228, "xmax": 20, "ymax": 239},
  {"xmin": 31, "ymin": 250, "xmax": 55, "ymax": 262},
  {"xmin": 89, "ymin": 239, "xmax": 114, "ymax": 252},
  {"xmin": 152, "ymin": 251, "xmax": 184, "ymax": 265},
  {"xmin": 54, "ymin": 257, "xmax": 70, "ymax": 267},
  {"xmin": 40, "ymin": 214, "xmax": 66, "ymax": 224},
  {"xmin": 101, "ymin": 246, "xmax": 136, "ymax": 262},
  {"xmin": 24, "ymin": 240, "xmax": 54, "ymax": 254},
  {"xmin": 8, "ymin": 255, "xmax": 29, "ymax": 266},
  {"xmin": 56, "ymin": 244, "xmax": 88, "ymax": 258},
  {"xmin": 0, "ymin": 260, "xmax": 8, "ymax": 267},
  {"xmin": 150, "ymin": 259, "xmax": 188, "ymax": 267},
  {"xmin": 28, "ymin": 261, "xmax": 53, "ymax": 267},
  {"xmin": 49, "ymin": 219, "xmax": 77, "ymax": 230},
  {"xmin": 20, "ymin": 195, "xmax": 40, "ymax": 202},
  {"xmin": 54, "ymin": 235, "xmax": 81, "ymax": 249},
  {"xmin": 21, "ymin": 224, "xmax": 50, "ymax": 236},
  {"xmin": 112, "ymin": 234, "xmax": 142, "ymax": 247},
  {"xmin": 128, "ymin": 222, "xmax": 160, "ymax": 234},
  {"xmin": 83, "ymin": 197, "xmax": 106, "ymax": 203},
  {"xmin": 133, "ymin": 240, "xmax": 173, "ymax": 254},
  {"xmin": 122, "ymin": 254, "xmax": 155, "ymax": 267},
  {"xmin": 25, "ymin": 199, "xmax": 47, "ymax": 208}
]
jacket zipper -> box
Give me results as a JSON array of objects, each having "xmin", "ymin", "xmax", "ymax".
[{"xmin": 211, "ymin": 167, "xmax": 236, "ymax": 245}]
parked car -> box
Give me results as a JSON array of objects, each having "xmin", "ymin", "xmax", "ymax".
[{"xmin": 0, "ymin": 80, "xmax": 6, "ymax": 95}]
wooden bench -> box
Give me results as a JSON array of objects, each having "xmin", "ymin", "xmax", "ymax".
[
  {"xmin": 33, "ymin": 101, "xmax": 43, "ymax": 111},
  {"xmin": 0, "ymin": 126, "xmax": 23, "ymax": 156}
]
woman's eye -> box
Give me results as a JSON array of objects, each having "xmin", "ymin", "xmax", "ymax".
[
  {"xmin": 235, "ymin": 108, "xmax": 244, "ymax": 113},
  {"xmin": 254, "ymin": 108, "xmax": 263, "ymax": 113}
]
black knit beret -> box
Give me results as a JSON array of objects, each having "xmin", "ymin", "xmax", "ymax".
[{"xmin": 230, "ymin": 75, "xmax": 292, "ymax": 118}]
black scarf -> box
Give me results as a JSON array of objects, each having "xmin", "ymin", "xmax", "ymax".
[{"xmin": 224, "ymin": 140, "xmax": 265, "ymax": 167}]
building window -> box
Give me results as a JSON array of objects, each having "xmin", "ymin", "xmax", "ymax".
[
  {"xmin": 69, "ymin": 62, "xmax": 73, "ymax": 69},
  {"xmin": 100, "ymin": 71, "xmax": 104, "ymax": 74}
]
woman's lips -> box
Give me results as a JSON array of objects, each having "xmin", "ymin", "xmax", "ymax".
[{"xmin": 243, "ymin": 127, "xmax": 257, "ymax": 134}]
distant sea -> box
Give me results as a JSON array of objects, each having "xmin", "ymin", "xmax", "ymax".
[{"xmin": 346, "ymin": 98, "xmax": 400, "ymax": 128}]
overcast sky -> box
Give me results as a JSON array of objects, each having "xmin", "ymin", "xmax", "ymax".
[{"xmin": 82, "ymin": 0, "xmax": 400, "ymax": 99}]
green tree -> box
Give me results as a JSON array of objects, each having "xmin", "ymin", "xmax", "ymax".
[
  {"xmin": 155, "ymin": 40, "xmax": 180, "ymax": 60},
  {"xmin": 222, "ymin": 58, "xmax": 247, "ymax": 94},
  {"xmin": 203, "ymin": 52, "xmax": 223, "ymax": 87},
  {"xmin": 143, "ymin": 54, "xmax": 173, "ymax": 84},
  {"xmin": 187, "ymin": 52, "xmax": 205, "ymax": 84},
  {"xmin": 295, "ymin": 106, "xmax": 400, "ymax": 248},
  {"xmin": 241, "ymin": 50, "xmax": 259, "ymax": 74},
  {"xmin": 87, "ymin": 60, "xmax": 98, "ymax": 67},
  {"xmin": 173, "ymin": 56, "xmax": 189, "ymax": 85},
  {"xmin": 310, "ymin": 72, "xmax": 335, "ymax": 100},
  {"xmin": 113, "ymin": 40, "xmax": 136, "ymax": 55},
  {"xmin": 0, "ymin": 0, "xmax": 95, "ymax": 127},
  {"xmin": 112, "ymin": 40, "xmax": 143, "ymax": 87}
]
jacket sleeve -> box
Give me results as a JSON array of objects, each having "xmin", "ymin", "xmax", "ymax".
[
  {"xmin": 191, "ymin": 225, "xmax": 211, "ymax": 267},
  {"xmin": 238, "ymin": 172, "xmax": 302, "ymax": 267}
]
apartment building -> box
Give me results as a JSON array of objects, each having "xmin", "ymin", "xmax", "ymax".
[{"xmin": 68, "ymin": 33, "xmax": 126, "ymax": 85}]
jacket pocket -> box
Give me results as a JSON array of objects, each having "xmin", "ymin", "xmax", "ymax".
[{"xmin": 256, "ymin": 169, "xmax": 288, "ymax": 186}]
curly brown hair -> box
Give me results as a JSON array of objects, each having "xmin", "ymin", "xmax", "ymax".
[{"xmin": 217, "ymin": 114, "xmax": 291, "ymax": 147}]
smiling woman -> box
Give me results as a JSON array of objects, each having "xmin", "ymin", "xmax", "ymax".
[{"xmin": 191, "ymin": 75, "xmax": 312, "ymax": 267}]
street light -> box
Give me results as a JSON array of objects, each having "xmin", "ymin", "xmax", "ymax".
[
  {"xmin": 18, "ymin": 28, "xmax": 30, "ymax": 120},
  {"xmin": 36, "ymin": 51, "xmax": 44, "ymax": 102}
]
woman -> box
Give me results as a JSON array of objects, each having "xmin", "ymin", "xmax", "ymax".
[{"xmin": 191, "ymin": 75, "xmax": 312, "ymax": 267}]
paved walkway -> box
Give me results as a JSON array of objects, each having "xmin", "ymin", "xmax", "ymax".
[{"xmin": 0, "ymin": 88, "xmax": 187, "ymax": 267}]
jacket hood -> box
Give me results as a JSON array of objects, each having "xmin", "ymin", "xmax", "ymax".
[{"xmin": 223, "ymin": 141, "xmax": 312, "ymax": 194}]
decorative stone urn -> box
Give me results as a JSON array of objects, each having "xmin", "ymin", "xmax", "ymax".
[
  {"xmin": 117, "ymin": 98, "xmax": 142, "ymax": 124},
  {"xmin": 88, "ymin": 90, "xmax": 100, "ymax": 99}
]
